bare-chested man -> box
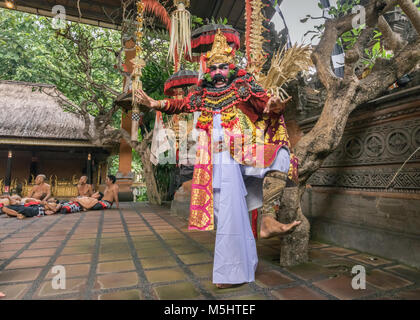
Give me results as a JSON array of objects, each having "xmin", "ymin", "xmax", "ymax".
[
  {"xmin": 28, "ymin": 174, "xmax": 51, "ymax": 201},
  {"xmin": 2, "ymin": 195, "xmax": 44, "ymax": 219},
  {"xmin": 60, "ymin": 192, "xmax": 103, "ymax": 214},
  {"xmin": 91, "ymin": 175, "xmax": 119, "ymax": 210},
  {"xmin": 77, "ymin": 176, "xmax": 93, "ymax": 197}
]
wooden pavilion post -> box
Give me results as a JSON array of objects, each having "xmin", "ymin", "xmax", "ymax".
[{"xmin": 4, "ymin": 150, "xmax": 12, "ymax": 194}]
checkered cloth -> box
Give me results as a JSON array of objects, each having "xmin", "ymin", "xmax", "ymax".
[{"xmin": 131, "ymin": 113, "xmax": 141, "ymax": 121}]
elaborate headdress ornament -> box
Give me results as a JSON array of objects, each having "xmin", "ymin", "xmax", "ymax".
[{"xmin": 204, "ymin": 29, "xmax": 235, "ymax": 66}]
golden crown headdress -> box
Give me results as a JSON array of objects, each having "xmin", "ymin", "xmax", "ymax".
[{"xmin": 204, "ymin": 29, "xmax": 235, "ymax": 66}]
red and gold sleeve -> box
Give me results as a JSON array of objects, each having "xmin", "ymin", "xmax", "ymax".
[{"xmin": 157, "ymin": 97, "xmax": 192, "ymax": 115}]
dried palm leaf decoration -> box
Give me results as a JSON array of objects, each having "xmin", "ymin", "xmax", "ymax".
[
  {"xmin": 131, "ymin": 0, "xmax": 171, "ymax": 142},
  {"xmin": 261, "ymin": 44, "xmax": 313, "ymax": 99},
  {"xmin": 169, "ymin": 0, "xmax": 192, "ymax": 63},
  {"xmin": 244, "ymin": 0, "xmax": 313, "ymax": 99},
  {"xmin": 131, "ymin": 0, "xmax": 146, "ymax": 142}
]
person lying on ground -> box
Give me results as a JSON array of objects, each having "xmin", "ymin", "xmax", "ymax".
[
  {"xmin": 2, "ymin": 202, "xmax": 46, "ymax": 220},
  {"xmin": 41, "ymin": 200, "xmax": 62, "ymax": 215},
  {"xmin": 60, "ymin": 192, "xmax": 103, "ymax": 214},
  {"xmin": 0, "ymin": 196, "xmax": 12, "ymax": 214}
]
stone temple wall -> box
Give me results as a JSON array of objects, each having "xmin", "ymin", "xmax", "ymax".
[{"xmin": 299, "ymin": 80, "xmax": 420, "ymax": 268}]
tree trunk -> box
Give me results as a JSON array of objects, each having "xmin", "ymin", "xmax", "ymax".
[
  {"xmin": 137, "ymin": 145, "xmax": 162, "ymax": 205},
  {"xmin": 277, "ymin": 186, "xmax": 310, "ymax": 267}
]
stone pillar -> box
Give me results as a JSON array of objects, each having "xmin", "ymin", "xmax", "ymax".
[{"xmin": 4, "ymin": 150, "xmax": 12, "ymax": 194}]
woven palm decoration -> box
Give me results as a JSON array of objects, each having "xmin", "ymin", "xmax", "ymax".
[
  {"xmin": 245, "ymin": 0, "xmax": 313, "ymax": 99},
  {"xmin": 131, "ymin": 0, "xmax": 171, "ymax": 142},
  {"xmin": 169, "ymin": 0, "xmax": 192, "ymax": 63}
]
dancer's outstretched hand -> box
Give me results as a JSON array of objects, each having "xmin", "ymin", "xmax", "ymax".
[
  {"xmin": 135, "ymin": 89, "xmax": 160, "ymax": 109},
  {"xmin": 264, "ymin": 95, "xmax": 292, "ymax": 114}
]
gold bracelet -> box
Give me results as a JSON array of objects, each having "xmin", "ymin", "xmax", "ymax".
[{"xmin": 160, "ymin": 100, "xmax": 167, "ymax": 110}]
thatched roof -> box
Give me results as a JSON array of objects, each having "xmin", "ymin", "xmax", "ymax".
[{"xmin": 0, "ymin": 80, "xmax": 95, "ymax": 141}]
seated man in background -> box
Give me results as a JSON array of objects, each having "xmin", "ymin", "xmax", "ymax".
[
  {"xmin": 28, "ymin": 174, "xmax": 51, "ymax": 201},
  {"xmin": 77, "ymin": 175, "xmax": 93, "ymax": 197},
  {"xmin": 91, "ymin": 175, "xmax": 119, "ymax": 210}
]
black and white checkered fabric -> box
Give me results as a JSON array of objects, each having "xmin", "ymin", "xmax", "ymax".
[{"xmin": 131, "ymin": 113, "xmax": 141, "ymax": 121}]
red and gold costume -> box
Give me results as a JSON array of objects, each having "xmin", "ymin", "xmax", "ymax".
[{"xmin": 160, "ymin": 70, "xmax": 298, "ymax": 231}]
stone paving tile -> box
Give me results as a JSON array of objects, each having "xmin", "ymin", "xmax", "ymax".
[
  {"xmin": 96, "ymin": 272, "xmax": 139, "ymax": 289},
  {"xmin": 1, "ymin": 203, "xmax": 420, "ymax": 300},
  {"xmin": 98, "ymin": 251, "xmax": 132, "ymax": 262},
  {"xmin": 366, "ymin": 270, "xmax": 413, "ymax": 291},
  {"xmin": 309, "ymin": 241, "xmax": 330, "ymax": 249},
  {"xmin": 0, "ymin": 243, "xmax": 25, "ymax": 251},
  {"xmin": 45, "ymin": 264, "xmax": 91, "ymax": 279},
  {"xmin": 145, "ymin": 267, "xmax": 188, "ymax": 283},
  {"xmin": 189, "ymin": 263, "xmax": 213, "ymax": 278},
  {"xmin": 55, "ymin": 253, "xmax": 92, "ymax": 265},
  {"xmin": 136, "ymin": 247, "xmax": 169, "ymax": 258},
  {"xmin": 101, "ymin": 232, "xmax": 126, "ymax": 238},
  {"xmin": 98, "ymin": 289, "xmax": 143, "ymax": 300},
  {"xmin": 5, "ymin": 256, "xmax": 51, "ymax": 269},
  {"xmin": 384, "ymin": 265, "xmax": 420, "ymax": 282},
  {"xmin": 255, "ymin": 269, "xmax": 295, "ymax": 288},
  {"xmin": 35, "ymin": 278, "xmax": 87, "ymax": 298},
  {"xmin": 0, "ymin": 250, "xmax": 17, "ymax": 259},
  {"xmin": 285, "ymin": 262, "xmax": 337, "ymax": 281},
  {"xmin": 153, "ymin": 282, "xmax": 201, "ymax": 300},
  {"xmin": 271, "ymin": 286, "xmax": 328, "ymax": 300},
  {"xmin": 0, "ymin": 283, "xmax": 29, "ymax": 299},
  {"xmin": 348, "ymin": 254, "xmax": 392, "ymax": 267},
  {"xmin": 201, "ymin": 281, "xmax": 253, "ymax": 296},
  {"xmin": 65, "ymin": 239, "xmax": 97, "ymax": 247},
  {"xmin": 140, "ymin": 256, "xmax": 178, "ymax": 269},
  {"xmin": 313, "ymin": 274, "xmax": 376, "ymax": 300},
  {"xmin": 172, "ymin": 245, "xmax": 203, "ymax": 255},
  {"xmin": 308, "ymin": 249, "xmax": 337, "ymax": 263},
  {"xmin": 165, "ymin": 239, "xmax": 194, "ymax": 247},
  {"xmin": 97, "ymin": 260, "xmax": 135, "ymax": 274},
  {"xmin": 178, "ymin": 253, "xmax": 213, "ymax": 265},
  {"xmin": 61, "ymin": 245, "xmax": 95, "ymax": 255},
  {"xmin": 2, "ymin": 237, "xmax": 34, "ymax": 244},
  {"xmin": 0, "ymin": 268, "xmax": 43, "ymax": 283},
  {"xmin": 18, "ymin": 248, "xmax": 56, "ymax": 258},
  {"xmin": 317, "ymin": 257, "xmax": 368, "ymax": 276},
  {"xmin": 160, "ymin": 232, "xmax": 186, "ymax": 240},
  {"xmin": 394, "ymin": 288, "xmax": 420, "ymax": 300},
  {"xmin": 225, "ymin": 294, "xmax": 267, "ymax": 300},
  {"xmin": 321, "ymin": 246, "xmax": 358, "ymax": 256}
]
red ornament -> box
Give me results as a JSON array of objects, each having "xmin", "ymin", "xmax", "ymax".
[
  {"xmin": 229, "ymin": 63, "xmax": 235, "ymax": 70},
  {"xmin": 237, "ymin": 69, "xmax": 247, "ymax": 77},
  {"xmin": 205, "ymin": 68, "xmax": 210, "ymax": 73}
]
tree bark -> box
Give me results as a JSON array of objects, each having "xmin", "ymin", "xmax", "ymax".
[
  {"xmin": 136, "ymin": 144, "xmax": 162, "ymax": 205},
  {"xmin": 276, "ymin": 0, "xmax": 420, "ymax": 266}
]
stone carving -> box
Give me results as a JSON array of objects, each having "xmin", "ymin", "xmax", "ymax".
[
  {"xmin": 322, "ymin": 118, "xmax": 420, "ymax": 166},
  {"xmin": 308, "ymin": 168, "xmax": 420, "ymax": 191},
  {"xmin": 344, "ymin": 137, "xmax": 363, "ymax": 159},
  {"xmin": 386, "ymin": 130, "xmax": 410, "ymax": 155},
  {"xmin": 365, "ymin": 134, "xmax": 385, "ymax": 157}
]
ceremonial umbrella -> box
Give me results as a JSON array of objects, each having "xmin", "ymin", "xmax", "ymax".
[
  {"xmin": 164, "ymin": 69, "xmax": 199, "ymax": 96},
  {"xmin": 189, "ymin": 24, "xmax": 240, "ymax": 61}
]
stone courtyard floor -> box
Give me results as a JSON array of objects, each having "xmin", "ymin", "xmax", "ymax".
[{"xmin": 0, "ymin": 202, "xmax": 419, "ymax": 300}]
